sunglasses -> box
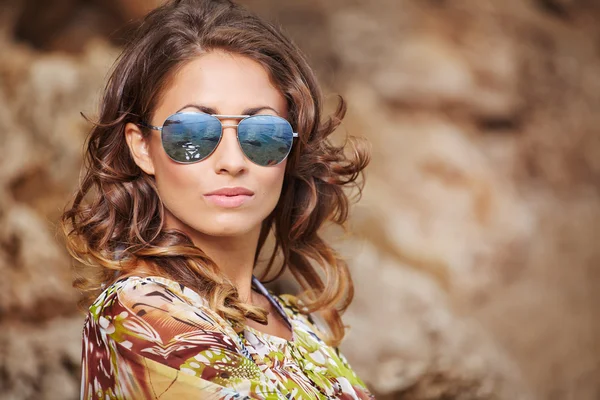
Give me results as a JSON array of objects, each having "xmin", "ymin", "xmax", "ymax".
[{"xmin": 139, "ymin": 112, "xmax": 298, "ymax": 167}]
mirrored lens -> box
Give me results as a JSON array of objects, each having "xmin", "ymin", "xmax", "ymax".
[
  {"xmin": 161, "ymin": 113, "xmax": 222, "ymax": 163},
  {"xmin": 237, "ymin": 115, "xmax": 294, "ymax": 166}
]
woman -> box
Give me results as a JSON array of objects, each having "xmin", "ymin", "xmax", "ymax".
[{"xmin": 60, "ymin": 0, "xmax": 372, "ymax": 398}]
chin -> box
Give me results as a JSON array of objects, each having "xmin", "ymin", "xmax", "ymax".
[
  {"xmin": 203, "ymin": 227, "xmax": 250, "ymax": 237},
  {"xmin": 196, "ymin": 218, "xmax": 260, "ymax": 237}
]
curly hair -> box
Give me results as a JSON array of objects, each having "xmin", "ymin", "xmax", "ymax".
[{"xmin": 59, "ymin": 0, "xmax": 370, "ymax": 347}]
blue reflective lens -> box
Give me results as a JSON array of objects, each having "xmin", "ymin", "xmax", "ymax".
[
  {"xmin": 161, "ymin": 113, "xmax": 222, "ymax": 163},
  {"xmin": 237, "ymin": 115, "xmax": 294, "ymax": 166}
]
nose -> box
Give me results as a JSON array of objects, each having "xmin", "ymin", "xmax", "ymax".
[{"xmin": 211, "ymin": 123, "xmax": 248, "ymax": 175}]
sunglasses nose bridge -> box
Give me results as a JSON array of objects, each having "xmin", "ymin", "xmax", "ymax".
[
  {"xmin": 220, "ymin": 123, "xmax": 239, "ymax": 131},
  {"xmin": 212, "ymin": 121, "xmax": 248, "ymax": 164}
]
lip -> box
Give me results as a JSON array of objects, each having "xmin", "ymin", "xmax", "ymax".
[
  {"xmin": 204, "ymin": 187, "xmax": 255, "ymax": 196},
  {"xmin": 203, "ymin": 194, "xmax": 253, "ymax": 208},
  {"xmin": 203, "ymin": 187, "xmax": 255, "ymax": 208}
]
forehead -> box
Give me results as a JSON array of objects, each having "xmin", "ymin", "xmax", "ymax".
[{"xmin": 156, "ymin": 51, "xmax": 287, "ymax": 116}]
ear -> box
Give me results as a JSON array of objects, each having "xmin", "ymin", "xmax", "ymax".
[{"xmin": 125, "ymin": 122, "xmax": 156, "ymax": 176}]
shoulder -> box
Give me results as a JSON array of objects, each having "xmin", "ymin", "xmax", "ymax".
[
  {"xmin": 98, "ymin": 274, "xmax": 209, "ymax": 306},
  {"xmin": 95, "ymin": 275, "xmax": 207, "ymax": 310},
  {"xmin": 81, "ymin": 277, "xmax": 269, "ymax": 398},
  {"xmin": 89, "ymin": 275, "xmax": 212, "ymax": 321},
  {"xmin": 86, "ymin": 275, "xmax": 241, "ymax": 352}
]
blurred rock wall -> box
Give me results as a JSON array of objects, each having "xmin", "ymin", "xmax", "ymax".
[{"xmin": 1, "ymin": 0, "xmax": 599, "ymax": 399}]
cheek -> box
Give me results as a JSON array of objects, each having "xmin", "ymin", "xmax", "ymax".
[
  {"xmin": 150, "ymin": 141, "xmax": 200, "ymax": 194},
  {"xmin": 155, "ymin": 162, "xmax": 190, "ymax": 188},
  {"xmin": 260, "ymin": 163, "xmax": 287, "ymax": 201}
]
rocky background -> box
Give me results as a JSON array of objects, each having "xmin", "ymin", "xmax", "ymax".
[{"xmin": 1, "ymin": 0, "xmax": 599, "ymax": 399}]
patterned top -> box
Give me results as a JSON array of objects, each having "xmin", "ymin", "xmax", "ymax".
[{"xmin": 80, "ymin": 275, "xmax": 375, "ymax": 399}]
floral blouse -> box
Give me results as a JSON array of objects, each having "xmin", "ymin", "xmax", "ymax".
[{"xmin": 80, "ymin": 275, "xmax": 374, "ymax": 399}]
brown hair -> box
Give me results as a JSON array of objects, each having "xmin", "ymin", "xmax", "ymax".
[{"xmin": 60, "ymin": 0, "xmax": 370, "ymax": 347}]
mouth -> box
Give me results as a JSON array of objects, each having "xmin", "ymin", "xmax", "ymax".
[{"xmin": 203, "ymin": 194, "xmax": 254, "ymax": 208}]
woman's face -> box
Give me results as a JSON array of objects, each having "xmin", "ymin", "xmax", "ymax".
[{"xmin": 125, "ymin": 51, "xmax": 289, "ymax": 240}]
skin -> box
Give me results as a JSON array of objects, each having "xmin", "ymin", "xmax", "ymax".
[{"xmin": 125, "ymin": 50, "xmax": 292, "ymax": 340}]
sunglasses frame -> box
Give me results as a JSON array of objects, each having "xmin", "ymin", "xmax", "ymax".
[{"xmin": 139, "ymin": 112, "xmax": 299, "ymax": 166}]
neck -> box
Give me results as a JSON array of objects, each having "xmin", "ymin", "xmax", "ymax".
[
  {"xmin": 193, "ymin": 231, "xmax": 259, "ymax": 302},
  {"xmin": 164, "ymin": 214, "xmax": 262, "ymax": 304}
]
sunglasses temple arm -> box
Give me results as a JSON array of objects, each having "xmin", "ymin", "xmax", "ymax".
[{"xmin": 138, "ymin": 121, "xmax": 163, "ymax": 131}]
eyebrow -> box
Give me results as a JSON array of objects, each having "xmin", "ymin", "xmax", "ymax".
[{"xmin": 176, "ymin": 104, "xmax": 281, "ymax": 116}]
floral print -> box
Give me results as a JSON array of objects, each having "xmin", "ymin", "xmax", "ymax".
[{"xmin": 81, "ymin": 275, "xmax": 374, "ymax": 399}]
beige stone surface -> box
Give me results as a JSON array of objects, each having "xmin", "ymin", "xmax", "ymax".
[
  {"xmin": 323, "ymin": 1, "xmax": 600, "ymax": 399},
  {"xmin": 1, "ymin": 0, "xmax": 599, "ymax": 399}
]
